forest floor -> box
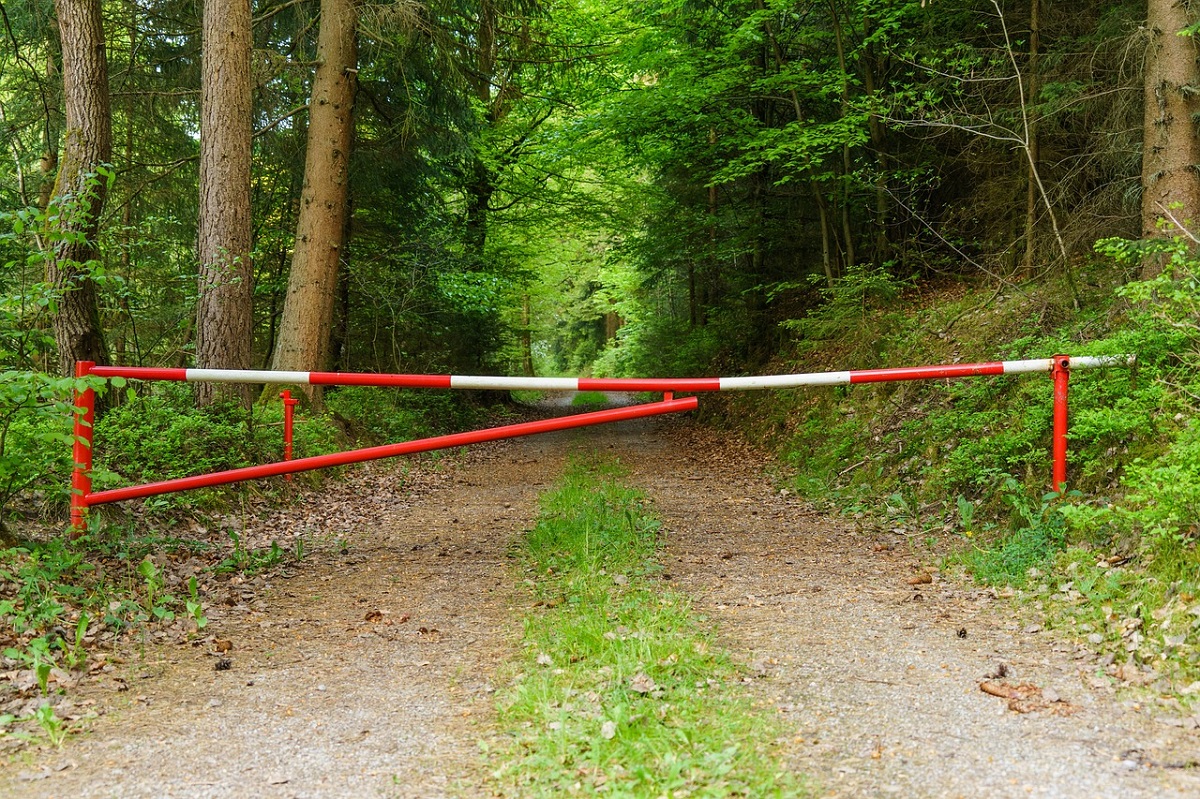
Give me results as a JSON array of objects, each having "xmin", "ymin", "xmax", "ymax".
[{"xmin": 2, "ymin": 403, "xmax": 1199, "ymax": 798}]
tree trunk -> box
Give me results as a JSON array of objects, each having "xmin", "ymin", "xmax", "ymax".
[
  {"xmin": 1142, "ymin": 0, "xmax": 1200, "ymax": 279},
  {"xmin": 1023, "ymin": 0, "xmax": 1041, "ymax": 276},
  {"xmin": 49, "ymin": 0, "xmax": 112, "ymax": 377},
  {"xmin": 862, "ymin": 13, "xmax": 890, "ymax": 268},
  {"xmin": 271, "ymin": 0, "xmax": 357, "ymax": 386},
  {"xmin": 520, "ymin": 292, "xmax": 534, "ymax": 376},
  {"xmin": 196, "ymin": 0, "xmax": 253, "ymax": 406},
  {"xmin": 830, "ymin": 0, "xmax": 857, "ymax": 268}
]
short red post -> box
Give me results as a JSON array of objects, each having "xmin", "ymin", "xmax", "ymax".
[
  {"xmin": 280, "ymin": 390, "xmax": 299, "ymax": 481},
  {"xmin": 70, "ymin": 361, "xmax": 96, "ymax": 536},
  {"xmin": 1051, "ymin": 355, "xmax": 1070, "ymax": 493}
]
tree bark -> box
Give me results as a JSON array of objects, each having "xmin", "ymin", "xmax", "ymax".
[
  {"xmin": 1142, "ymin": 0, "xmax": 1200, "ymax": 278},
  {"xmin": 271, "ymin": 0, "xmax": 357, "ymax": 385},
  {"xmin": 196, "ymin": 0, "xmax": 253, "ymax": 406},
  {"xmin": 49, "ymin": 0, "xmax": 111, "ymax": 377}
]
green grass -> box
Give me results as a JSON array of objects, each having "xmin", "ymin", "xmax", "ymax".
[
  {"xmin": 489, "ymin": 457, "xmax": 805, "ymax": 797},
  {"xmin": 570, "ymin": 391, "xmax": 610, "ymax": 407}
]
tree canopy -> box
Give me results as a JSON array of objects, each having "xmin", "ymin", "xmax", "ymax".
[{"xmin": 0, "ymin": 0, "xmax": 1181, "ymax": 381}]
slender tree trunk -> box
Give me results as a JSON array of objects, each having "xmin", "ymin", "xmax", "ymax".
[
  {"xmin": 1141, "ymin": 0, "xmax": 1200, "ymax": 278},
  {"xmin": 272, "ymin": 0, "xmax": 358, "ymax": 385},
  {"xmin": 520, "ymin": 293, "xmax": 534, "ymax": 376},
  {"xmin": 862, "ymin": 14, "xmax": 890, "ymax": 268},
  {"xmin": 1023, "ymin": 0, "xmax": 1041, "ymax": 275},
  {"xmin": 49, "ymin": 0, "xmax": 112, "ymax": 377},
  {"xmin": 196, "ymin": 0, "xmax": 253, "ymax": 406},
  {"xmin": 830, "ymin": 0, "xmax": 856, "ymax": 267}
]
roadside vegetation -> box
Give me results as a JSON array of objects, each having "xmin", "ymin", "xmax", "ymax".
[{"xmin": 491, "ymin": 457, "xmax": 804, "ymax": 797}]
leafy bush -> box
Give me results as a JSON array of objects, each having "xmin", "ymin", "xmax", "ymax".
[
  {"xmin": 324, "ymin": 386, "xmax": 477, "ymax": 443},
  {"xmin": 95, "ymin": 384, "xmax": 259, "ymax": 484},
  {"xmin": 960, "ymin": 482, "xmax": 1074, "ymax": 586},
  {"xmin": 0, "ymin": 371, "xmax": 116, "ymax": 532}
]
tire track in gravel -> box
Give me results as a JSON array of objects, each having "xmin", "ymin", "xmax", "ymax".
[{"xmin": 2, "ymin": 433, "xmax": 570, "ymax": 799}]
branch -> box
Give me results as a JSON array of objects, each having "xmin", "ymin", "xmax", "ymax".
[{"xmin": 255, "ymin": 104, "xmax": 310, "ymax": 137}]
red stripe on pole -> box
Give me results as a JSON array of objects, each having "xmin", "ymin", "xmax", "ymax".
[
  {"xmin": 85, "ymin": 396, "xmax": 698, "ymax": 506},
  {"xmin": 309, "ymin": 372, "xmax": 453, "ymax": 388},
  {"xmin": 578, "ymin": 377, "xmax": 722, "ymax": 392},
  {"xmin": 848, "ymin": 362, "xmax": 1006, "ymax": 384},
  {"xmin": 89, "ymin": 365, "xmax": 189, "ymax": 381}
]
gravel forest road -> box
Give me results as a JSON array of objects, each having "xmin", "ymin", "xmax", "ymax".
[{"xmin": 2, "ymin": 408, "xmax": 1198, "ymax": 798}]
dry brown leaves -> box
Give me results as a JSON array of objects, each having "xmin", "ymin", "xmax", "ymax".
[{"xmin": 979, "ymin": 680, "xmax": 1078, "ymax": 715}]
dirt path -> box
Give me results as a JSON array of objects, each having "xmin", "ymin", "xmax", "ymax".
[
  {"xmin": 3, "ymin": 411, "xmax": 1198, "ymax": 798},
  {"xmin": 2, "ymin": 434, "xmax": 568, "ymax": 798}
]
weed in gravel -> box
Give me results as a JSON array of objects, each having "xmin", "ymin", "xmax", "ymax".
[{"xmin": 491, "ymin": 456, "xmax": 806, "ymax": 797}]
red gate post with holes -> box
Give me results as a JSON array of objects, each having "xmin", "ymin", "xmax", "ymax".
[
  {"xmin": 70, "ymin": 361, "xmax": 96, "ymax": 536},
  {"xmin": 280, "ymin": 390, "xmax": 299, "ymax": 481},
  {"xmin": 1051, "ymin": 355, "xmax": 1070, "ymax": 493}
]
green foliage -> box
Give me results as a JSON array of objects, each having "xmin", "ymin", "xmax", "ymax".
[
  {"xmin": 493, "ymin": 457, "xmax": 803, "ymax": 797},
  {"xmin": 959, "ymin": 482, "xmax": 1075, "ymax": 587},
  {"xmin": 93, "ymin": 385, "xmax": 343, "ymax": 510},
  {"xmin": 214, "ymin": 531, "xmax": 285, "ymax": 575},
  {"xmin": 325, "ymin": 386, "xmax": 478, "ymax": 444},
  {"xmin": 0, "ymin": 371, "xmax": 116, "ymax": 525},
  {"xmin": 780, "ymin": 265, "xmax": 913, "ymax": 345},
  {"xmin": 96, "ymin": 385, "xmax": 257, "ymax": 486}
]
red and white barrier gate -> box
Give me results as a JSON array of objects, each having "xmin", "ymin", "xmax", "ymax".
[{"xmin": 70, "ymin": 354, "xmax": 1133, "ymax": 532}]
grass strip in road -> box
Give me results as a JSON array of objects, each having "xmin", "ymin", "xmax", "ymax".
[{"xmin": 489, "ymin": 457, "xmax": 805, "ymax": 797}]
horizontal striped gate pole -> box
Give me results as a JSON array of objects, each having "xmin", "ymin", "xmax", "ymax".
[
  {"xmin": 87, "ymin": 354, "xmax": 1134, "ymax": 392},
  {"xmin": 72, "ymin": 354, "xmax": 1134, "ymax": 533}
]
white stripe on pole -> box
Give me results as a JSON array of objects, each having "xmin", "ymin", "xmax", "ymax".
[
  {"xmin": 187, "ymin": 368, "xmax": 312, "ymax": 384},
  {"xmin": 720, "ymin": 372, "xmax": 853, "ymax": 390},
  {"xmin": 1000, "ymin": 358, "xmax": 1054, "ymax": 375},
  {"xmin": 1070, "ymin": 354, "xmax": 1136, "ymax": 369},
  {"xmin": 450, "ymin": 375, "xmax": 579, "ymax": 391}
]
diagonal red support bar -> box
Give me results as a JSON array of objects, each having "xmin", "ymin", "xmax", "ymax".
[{"xmin": 84, "ymin": 396, "xmax": 698, "ymax": 507}]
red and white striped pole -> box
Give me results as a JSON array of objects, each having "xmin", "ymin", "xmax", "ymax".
[
  {"xmin": 73, "ymin": 353, "xmax": 1132, "ymax": 520},
  {"xmin": 86, "ymin": 354, "xmax": 1133, "ymax": 392}
]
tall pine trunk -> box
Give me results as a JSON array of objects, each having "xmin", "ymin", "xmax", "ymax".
[
  {"xmin": 271, "ymin": 0, "xmax": 358, "ymax": 386},
  {"xmin": 196, "ymin": 0, "xmax": 253, "ymax": 406},
  {"xmin": 1142, "ymin": 0, "xmax": 1200, "ymax": 279},
  {"xmin": 49, "ymin": 0, "xmax": 111, "ymax": 377}
]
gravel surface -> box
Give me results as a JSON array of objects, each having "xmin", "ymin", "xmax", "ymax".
[{"xmin": 2, "ymin": 406, "xmax": 1197, "ymax": 798}]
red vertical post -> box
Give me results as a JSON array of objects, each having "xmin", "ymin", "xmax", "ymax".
[
  {"xmin": 1051, "ymin": 354, "xmax": 1070, "ymax": 493},
  {"xmin": 280, "ymin": 390, "xmax": 299, "ymax": 482},
  {"xmin": 70, "ymin": 361, "xmax": 96, "ymax": 536}
]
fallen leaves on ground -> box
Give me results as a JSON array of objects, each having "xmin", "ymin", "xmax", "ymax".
[{"xmin": 979, "ymin": 680, "xmax": 1077, "ymax": 715}]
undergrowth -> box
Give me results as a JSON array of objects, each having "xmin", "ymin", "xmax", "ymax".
[{"xmin": 491, "ymin": 456, "xmax": 804, "ymax": 797}]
